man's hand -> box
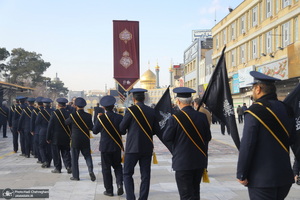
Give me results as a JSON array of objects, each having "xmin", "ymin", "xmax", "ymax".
[{"xmin": 238, "ymin": 179, "xmax": 248, "ymax": 186}]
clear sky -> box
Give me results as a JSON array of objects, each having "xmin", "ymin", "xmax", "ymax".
[{"xmin": 0, "ymin": 0, "xmax": 242, "ymax": 91}]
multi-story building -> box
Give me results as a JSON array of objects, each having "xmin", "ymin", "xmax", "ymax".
[
  {"xmin": 212, "ymin": 0, "xmax": 300, "ymax": 106},
  {"xmin": 184, "ymin": 35, "xmax": 213, "ymax": 93}
]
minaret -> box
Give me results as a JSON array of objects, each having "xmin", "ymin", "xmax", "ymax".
[
  {"xmin": 155, "ymin": 62, "xmax": 160, "ymax": 88},
  {"xmin": 169, "ymin": 65, "xmax": 173, "ymax": 87}
]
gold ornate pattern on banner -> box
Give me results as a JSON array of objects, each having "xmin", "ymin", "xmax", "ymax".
[
  {"xmin": 255, "ymin": 102, "xmax": 289, "ymax": 137},
  {"xmin": 245, "ymin": 110, "xmax": 289, "ymax": 153},
  {"xmin": 120, "ymin": 51, "xmax": 133, "ymax": 69},
  {"xmin": 119, "ymin": 28, "xmax": 132, "ymax": 44},
  {"xmin": 173, "ymin": 114, "xmax": 207, "ymax": 157}
]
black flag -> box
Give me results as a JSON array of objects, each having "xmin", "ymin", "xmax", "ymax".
[
  {"xmin": 283, "ymin": 83, "xmax": 300, "ymax": 161},
  {"xmin": 199, "ymin": 46, "xmax": 240, "ymax": 149},
  {"xmin": 154, "ymin": 86, "xmax": 173, "ymax": 152}
]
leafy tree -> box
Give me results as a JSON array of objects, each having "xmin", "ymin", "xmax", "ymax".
[
  {"xmin": 0, "ymin": 47, "xmax": 10, "ymax": 61},
  {"xmin": 6, "ymin": 48, "xmax": 50, "ymax": 86},
  {"xmin": 48, "ymin": 77, "xmax": 69, "ymax": 99}
]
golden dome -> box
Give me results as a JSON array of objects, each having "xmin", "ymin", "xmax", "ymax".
[
  {"xmin": 140, "ymin": 69, "xmax": 156, "ymax": 82},
  {"xmin": 140, "ymin": 69, "xmax": 156, "ymax": 90}
]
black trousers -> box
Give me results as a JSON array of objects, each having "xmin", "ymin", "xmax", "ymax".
[
  {"xmin": 19, "ymin": 130, "xmax": 26, "ymax": 154},
  {"xmin": 34, "ymin": 134, "xmax": 42, "ymax": 161},
  {"xmin": 11, "ymin": 126, "xmax": 18, "ymax": 152},
  {"xmin": 238, "ymin": 115, "xmax": 243, "ymax": 123},
  {"xmin": 175, "ymin": 168, "xmax": 203, "ymax": 200},
  {"xmin": 52, "ymin": 144, "xmax": 71, "ymax": 171},
  {"xmin": 71, "ymin": 147, "xmax": 94, "ymax": 179},
  {"xmin": 123, "ymin": 153, "xmax": 152, "ymax": 200},
  {"xmin": 248, "ymin": 184, "xmax": 292, "ymax": 200},
  {"xmin": 0, "ymin": 121, "xmax": 7, "ymax": 137},
  {"xmin": 101, "ymin": 151, "xmax": 123, "ymax": 193},
  {"xmin": 39, "ymin": 134, "xmax": 52, "ymax": 164},
  {"xmin": 24, "ymin": 130, "xmax": 32, "ymax": 157}
]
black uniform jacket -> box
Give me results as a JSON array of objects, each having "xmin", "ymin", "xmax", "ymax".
[
  {"xmin": 93, "ymin": 106, "xmax": 104, "ymax": 123},
  {"xmin": 0, "ymin": 105, "xmax": 9, "ymax": 124},
  {"xmin": 119, "ymin": 102, "xmax": 160, "ymax": 154},
  {"xmin": 30, "ymin": 106, "xmax": 43, "ymax": 134},
  {"xmin": 46, "ymin": 108, "xmax": 71, "ymax": 146},
  {"xmin": 162, "ymin": 106, "xmax": 211, "ymax": 171},
  {"xmin": 18, "ymin": 105, "xmax": 34, "ymax": 132},
  {"xmin": 92, "ymin": 110, "xmax": 123, "ymax": 152},
  {"xmin": 35, "ymin": 107, "xmax": 54, "ymax": 135},
  {"xmin": 65, "ymin": 109, "xmax": 93, "ymax": 149},
  {"xmin": 237, "ymin": 94, "xmax": 296, "ymax": 187}
]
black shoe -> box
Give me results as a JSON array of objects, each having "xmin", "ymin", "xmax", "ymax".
[
  {"xmin": 89, "ymin": 172, "xmax": 96, "ymax": 181},
  {"xmin": 41, "ymin": 162, "xmax": 50, "ymax": 168},
  {"xmin": 25, "ymin": 155, "xmax": 30, "ymax": 158},
  {"xmin": 66, "ymin": 167, "xmax": 72, "ymax": 174},
  {"xmin": 70, "ymin": 177, "xmax": 80, "ymax": 181},
  {"xmin": 117, "ymin": 185, "xmax": 124, "ymax": 196},
  {"xmin": 51, "ymin": 169, "xmax": 61, "ymax": 173},
  {"xmin": 19, "ymin": 153, "xmax": 25, "ymax": 156},
  {"xmin": 37, "ymin": 160, "xmax": 42, "ymax": 164},
  {"xmin": 3, "ymin": 136, "xmax": 7, "ymax": 138},
  {"xmin": 103, "ymin": 191, "xmax": 113, "ymax": 197}
]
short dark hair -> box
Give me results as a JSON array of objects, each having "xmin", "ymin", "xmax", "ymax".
[
  {"xmin": 193, "ymin": 97, "xmax": 202, "ymax": 107},
  {"xmin": 104, "ymin": 105, "xmax": 114, "ymax": 111},
  {"xmin": 133, "ymin": 93, "xmax": 145, "ymax": 102},
  {"xmin": 257, "ymin": 83, "xmax": 276, "ymax": 94}
]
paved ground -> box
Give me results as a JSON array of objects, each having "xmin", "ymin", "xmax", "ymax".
[{"xmin": 0, "ymin": 123, "xmax": 299, "ymax": 200}]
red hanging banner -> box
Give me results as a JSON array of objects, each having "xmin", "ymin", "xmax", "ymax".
[{"xmin": 113, "ymin": 20, "xmax": 140, "ymax": 91}]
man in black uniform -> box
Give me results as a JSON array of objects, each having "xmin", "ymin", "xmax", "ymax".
[
  {"xmin": 162, "ymin": 87, "xmax": 211, "ymax": 200},
  {"xmin": 93, "ymin": 95, "xmax": 124, "ymax": 196},
  {"xmin": 46, "ymin": 98, "xmax": 72, "ymax": 174},
  {"xmin": 18, "ymin": 97, "xmax": 35, "ymax": 158},
  {"xmin": 237, "ymin": 71, "xmax": 296, "ymax": 200},
  {"xmin": 93, "ymin": 102, "xmax": 104, "ymax": 124},
  {"xmin": 120, "ymin": 88, "xmax": 160, "ymax": 200},
  {"xmin": 8, "ymin": 98, "xmax": 19, "ymax": 152},
  {"xmin": 0, "ymin": 101, "xmax": 9, "ymax": 138},
  {"xmin": 30, "ymin": 97, "xmax": 43, "ymax": 162},
  {"xmin": 36, "ymin": 98, "xmax": 54, "ymax": 168},
  {"xmin": 65, "ymin": 97, "xmax": 96, "ymax": 181}
]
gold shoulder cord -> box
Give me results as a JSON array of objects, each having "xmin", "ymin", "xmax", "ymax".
[
  {"xmin": 245, "ymin": 109, "xmax": 289, "ymax": 153},
  {"xmin": 70, "ymin": 113, "xmax": 90, "ymax": 139},
  {"xmin": 172, "ymin": 114, "xmax": 207, "ymax": 157},
  {"xmin": 53, "ymin": 111, "xmax": 71, "ymax": 138}
]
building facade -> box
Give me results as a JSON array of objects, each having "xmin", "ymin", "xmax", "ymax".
[{"xmin": 212, "ymin": 0, "xmax": 300, "ymax": 106}]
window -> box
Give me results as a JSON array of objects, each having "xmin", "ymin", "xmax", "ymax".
[
  {"xmin": 282, "ymin": 21, "xmax": 291, "ymax": 47},
  {"xmin": 275, "ymin": 28, "xmax": 279, "ymax": 49},
  {"xmin": 231, "ymin": 49, "xmax": 236, "ymax": 67},
  {"xmin": 294, "ymin": 17, "xmax": 299, "ymax": 42},
  {"xmin": 240, "ymin": 44, "xmax": 246, "ymax": 64},
  {"xmin": 266, "ymin": 31, "xmax": 272, "ymax": 53},
  {"xmin": 252, "ymin": 6, "xmax": 258, "ymax": 27},
  {"xmin": 216, "ymin": 35, "xmax": 219, "ymax": 49},
  {"xmin": 223, "ymin": 29, "xmax": 227, "ymax": 45},
  {"xmin": 266, "ymin": 0, "xmax": 272, "ymax": 18},
  {"xmin": 241, "ymin": 15, "xmax": 246, "ymax": 34},
  {"xmin": 231, "ymin": 22, "xmax": 236, "ymax": 40},
  {"xmin": 283, "ymin": 0, "xmax": 291, "ymax": 8},
  {"xmin": 252, "ymin": 39, "xmax": 257, "ymax": 59},
  {"xmin": 260, "ymin": 35, "xmax": 264, "ymax": 55}
]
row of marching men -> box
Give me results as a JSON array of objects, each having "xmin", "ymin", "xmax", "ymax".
[{"xmin": 7, "ymin": 95, "xmax": 112, "ymax": 182}]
